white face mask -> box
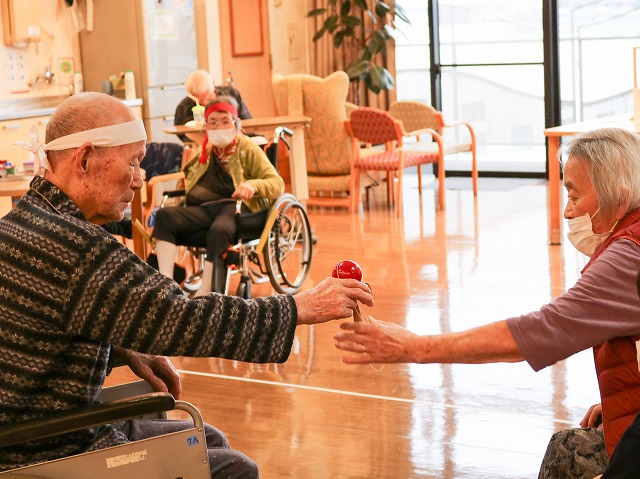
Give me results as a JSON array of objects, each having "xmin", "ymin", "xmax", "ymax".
[
  {"xmin": 206, "ymin": 128, "xmax": 236, "ymax": 149},
  {"xmin": 566, "ymin": 209, "xmax": 616, "ymax": 257}
]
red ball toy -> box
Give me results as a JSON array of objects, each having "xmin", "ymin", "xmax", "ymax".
[{"xmin": 332, "ymin": 260, "xmax": 363, "ymax": 281}]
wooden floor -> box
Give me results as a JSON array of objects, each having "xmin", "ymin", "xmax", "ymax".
[{"xmin": 106, "ymin": 173, "xmax": 601, "ymax": 478}]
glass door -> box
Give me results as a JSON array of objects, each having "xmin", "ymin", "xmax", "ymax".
[{"xmin": 396, "ymin": 0, "xmax": 546, "ymax": 175}]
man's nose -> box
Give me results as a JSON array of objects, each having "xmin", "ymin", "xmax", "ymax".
[{"xmin": 131, "ymin": 166, "xmax": 144, "ymax": 190}]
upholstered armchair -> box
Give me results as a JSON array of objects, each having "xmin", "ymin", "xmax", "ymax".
[{"xmin": 272, "ymin": 72, "xmax": 353, "ymax": 210}]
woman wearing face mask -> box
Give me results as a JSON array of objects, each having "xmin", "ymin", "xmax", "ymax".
[
  {"xmin": 153, "ymin": 96, "xmax": 284, "ymax": 295},
  {"xmin": 331, "ymin": 128, "xmax": 640, "ymax": 478}
]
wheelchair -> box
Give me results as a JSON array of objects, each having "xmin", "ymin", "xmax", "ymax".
[
  {"xmin": 161, "ymin": 127, "xmax": 313, "ymax": 299},
  {"xmin": 0, "ymin": 381, "xmax": 210, "ymax": 478},
  {"xmin": 181, "ymin": 193, "xmax": 313, "ymax": 298}
]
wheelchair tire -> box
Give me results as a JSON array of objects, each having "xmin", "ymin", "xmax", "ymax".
[
  {"xmin": 264, "ymin": 196, "xmax": 312, "ymax": 295},
  {"xmin": 236, "ymin": 278, "xmax": 252, "ymax": 299}
]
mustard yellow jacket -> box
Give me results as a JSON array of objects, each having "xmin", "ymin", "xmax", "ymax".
[{"xmin": 183, "ymin": 134, "xmax": 284, "ymax": 212}]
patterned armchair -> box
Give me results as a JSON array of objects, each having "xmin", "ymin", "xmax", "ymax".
[{"xmin": 272, "ymin": 72, "xmax": 353, "ymax": 210}]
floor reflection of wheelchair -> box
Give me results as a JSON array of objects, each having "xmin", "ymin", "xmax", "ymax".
[
  {"xmin": 172, "ymin": 126, "xmax": 313, "ymax": 299},
  {"xmin": 0, "ymin": 381, "xmax": 211, "ymax": 478}
]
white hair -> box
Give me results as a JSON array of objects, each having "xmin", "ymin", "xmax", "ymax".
[{"xmin": 562, "ymin": 128, "xmax": 640, "ymax": 216}]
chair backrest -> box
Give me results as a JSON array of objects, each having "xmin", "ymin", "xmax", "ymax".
[
  {"xmin": 349, "ymin": 107, "xmax": 400, "ymax": 145},
  {"xmin": 272, "ymin": 71, "xmax": 351, "ymax": 177},
  {"xmin": 389, "ymin": 101, "xmax": 441, "ymax": 134},
  {"xmin": 141, "ymin": 142, "xmax": 184, "ymax": 179}
]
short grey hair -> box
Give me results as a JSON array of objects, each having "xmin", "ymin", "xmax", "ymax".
[
  {"xmin": 562, "ymin": 128, "xmax": 640, "ymax": 216},
  {"xmin": 185, "ymin": 70, "xmax": 214, "ymax": 97}
]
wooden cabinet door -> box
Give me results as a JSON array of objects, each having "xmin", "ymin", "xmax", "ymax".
[{"xmin": 1, "ymin": 0, "xmax": 41, "ymax": 45}]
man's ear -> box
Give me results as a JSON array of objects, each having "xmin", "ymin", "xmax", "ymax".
[{"xmin": 73, "ymin": 142, "xmax": 96, "ymax": 174}]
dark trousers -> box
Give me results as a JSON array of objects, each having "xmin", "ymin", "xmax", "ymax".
[
  {"xmin": 601, "ymin": 412, "xmax": 640, "ymax": 478},
  {"xmin": 153, "ymin": 200, "xmax": 249, "ymax": 261},
  {"xmin": 119, "ymin": 418, "xmax": 259, "ymax": 478}
]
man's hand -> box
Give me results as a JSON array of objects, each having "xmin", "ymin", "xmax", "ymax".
[
  {"xmin": 293, "ymin": 277, "xmax": 373, "ymax": 325},
  {"xmin": 113, "ymin": 347, "xmax": 182, "ymax": 399}
]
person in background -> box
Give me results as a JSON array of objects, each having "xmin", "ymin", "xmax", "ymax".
[
  {"xmin": 333, "ymin": 128, "xmax": 640, "ymax": 479},
  {"xmin": 154, "ymin": 95, "xmax": 279, "ymax": 295},
  {"xmin": 174, "ymin": 69, "xmax": 251, "ymax": 143},
  {"xmin": 2, "ymin": 92, "xmax": 373, "ymax": 478}
]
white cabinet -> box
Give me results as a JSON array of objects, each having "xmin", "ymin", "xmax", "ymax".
[{"xmin": 1, "ymin": 0, "xmax": 41, "ymax": 46}]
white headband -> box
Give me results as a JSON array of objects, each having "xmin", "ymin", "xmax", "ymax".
[{"xmin": 14, "ymin": 119, "xmax": 147, "ymax": 175}]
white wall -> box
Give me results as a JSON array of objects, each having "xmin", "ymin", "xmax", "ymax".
[{"xmin": 268, "ymin": 0, "xmax": 309, "ymax": 76}]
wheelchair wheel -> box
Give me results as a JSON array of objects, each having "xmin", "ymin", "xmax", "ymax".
[
  {"xmin": 236, "ymin": 278, "xmax": 252, "ymax": 299},
  {"xmin": 264, "ymin": 195, "xmax": 312, "ymax": 294}
]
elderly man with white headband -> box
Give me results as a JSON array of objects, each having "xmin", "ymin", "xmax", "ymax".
[{"xmin": 0, "ymin": 92, "xmax": 373, "ymax": 477}]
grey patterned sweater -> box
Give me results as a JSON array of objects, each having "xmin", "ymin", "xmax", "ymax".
[{"xmin": 0, "ymin": 176, "xmax": 297, "ymax": 470}]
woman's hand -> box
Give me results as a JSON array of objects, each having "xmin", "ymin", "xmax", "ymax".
[
  {"xmin": 580, "ymin": 403, "xmax": 603, "ymax": 429},
  {"xmin": 334, "ymin": 319, "xmax": 420, "ymax": 364},
  {"xmin": 113, "ymin": 347, "xmax": 182, "ymax": 399},
  {"xmin": 232, "ymin": 181, "xmax": 256, "ymax": 201}
]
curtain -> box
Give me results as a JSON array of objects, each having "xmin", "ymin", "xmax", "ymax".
[{"xmin": 305, "ymin": 0, "xmax": 396, "ymax": 109}]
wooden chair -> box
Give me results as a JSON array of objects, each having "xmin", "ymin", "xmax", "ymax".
[
  {"xmin": 389, "ymin": 100, "xmax": 477, "ymax": 210},
  {"xmin": 345, "ymin": 107, "xmax": 442, "ymax": 216}
]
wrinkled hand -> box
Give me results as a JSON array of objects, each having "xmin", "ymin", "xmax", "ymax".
[
  {"xmin": 333, "ymin": 319, "xmax": 419, "ymax": 364},
  {"xmin": 232, "ymin": 181, "xmax": 256, "ymax": 201},
  {"xmin": 580, "ymin": 403, "xmax": 603, "ymax": 429},
  {"xmin": 294, "ymin": 277, "xmax": 373, "ymax": 325},
  {"xmin": 114, "ymin": 347, "xmax": 182, "ymax": 399}
]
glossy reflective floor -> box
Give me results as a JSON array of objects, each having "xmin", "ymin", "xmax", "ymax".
[{"xmin": 107, "ymin": 173, "xmax": 601, "ymax": 478}]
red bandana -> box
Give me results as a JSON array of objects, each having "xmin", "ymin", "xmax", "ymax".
[{"xmin": 199, "ymin": 102, "xmax": 239, "ymax": 163}]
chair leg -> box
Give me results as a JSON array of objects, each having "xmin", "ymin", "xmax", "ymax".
[
  {"xmin": 417, "ymin": 165, "xmax": 423, "ymax": 198},
  {"xmin": 351, "ymin": 168, "xmax": 361, "ymax": 213},
  {"xmin": 471, "ymin": 148, "xmax": 478, "ymax": 197},
  {"xmin": 437, "ymin": 159, "xmax": 446, "ymax": 211},
  {"xmin": 386, "ymin": 172, "xmax": 394, "ymax": 206},
  {"xmin": 396, "ymin": 170, "xmax": 403, "ymax": 217}
]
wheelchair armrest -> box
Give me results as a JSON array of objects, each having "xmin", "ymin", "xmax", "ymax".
[
  {"xmin": 0, "ymin": 392, "xmax": 175, "ymax": 448},
  {"xmin": 164, "ymin": 189, "xmax": 186, "ymax": 199}
]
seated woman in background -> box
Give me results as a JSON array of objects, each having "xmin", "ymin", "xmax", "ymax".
[{"xmin": 153, "ymin": 96, "xmax": 284, "ymax": 295}]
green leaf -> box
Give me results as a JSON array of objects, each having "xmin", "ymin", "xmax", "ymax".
[
  {"xmin": 375, "ymin": 1, "xmax": 391, "ymax": 18},
  {"xmin": 312, "ymin": 25, "xmax": 327, "ymax": 42},
  {"xmin": 367, "ymin": 33, "xmax": 386, "ymax": 55},
  {"xmin": 323, "ymin": 14, "xmax": 339, "ymax": 33},
  {"xmin": 363, "ymin": 70, "xmax": 382, "ymax": 94},
  {"xmin": 340, "ymin": 0, "xmax": 351, "ymax": 16},
  {"xmin": 379, "ymin": 67, "xmax": 395, "ymax": 89},
  {"xmin": 341, "ymin": 15, "xmax": 362, "ymax": 27},
  {"xmin": 345, "ymin": 59, "xmax": 370, "ymax": 79},
  {"xmin": 394, "ymin": 4, "xmax": 411, "ymax": 24},
  {"xmin": 354, "ymin": 0, "xmax": 368, "ymax": 10},
  {"xmin": 334, "ymin": 30, "xmax": 346, "ymax": 49},
  {"xmin": 307, "ymin": 8, "xmax": 327, "ymax": 17},
  {"xmin": 360, "ymin": 46, "xmax": 372, "ymax": 61}
]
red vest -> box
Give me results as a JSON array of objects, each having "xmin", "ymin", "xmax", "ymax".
[{"xmin": 583, "ymin": 208, "xmax": 640, "ymax": 456}]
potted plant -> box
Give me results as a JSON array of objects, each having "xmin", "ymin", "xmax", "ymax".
[{"xmin": 307, "ymin": 0, "xmax": 410, "ymax": 98}]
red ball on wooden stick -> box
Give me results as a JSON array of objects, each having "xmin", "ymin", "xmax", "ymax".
[{"xmin": 332, "ymin": 260, "xmax": 363, "ymax": 282}]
